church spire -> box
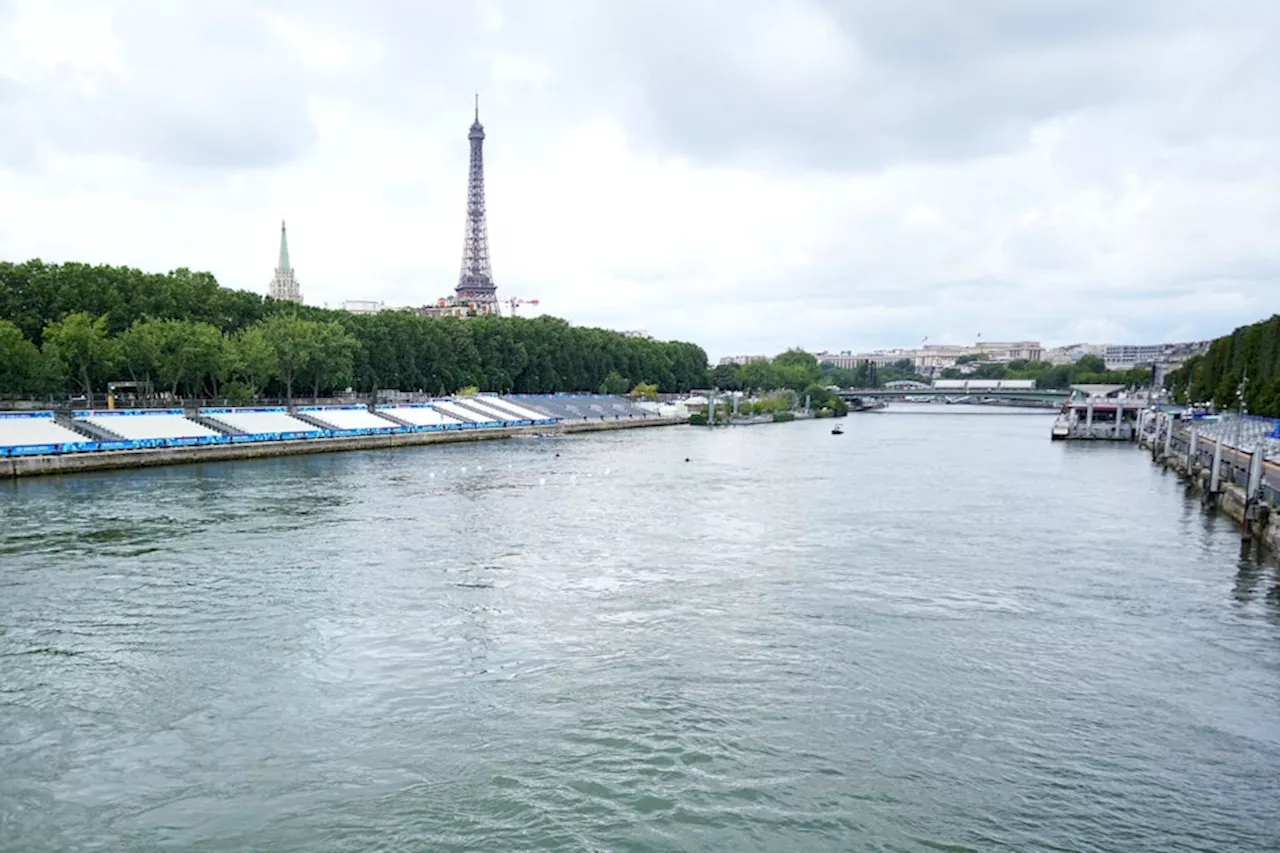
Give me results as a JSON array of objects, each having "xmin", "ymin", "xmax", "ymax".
[
  {"xmin": 269, "ymin": 219, "xmax": 302, "ymax": 304},
  {"xmin": 278, "ymin": 219, "xmax": 291, "ymax": 272}
]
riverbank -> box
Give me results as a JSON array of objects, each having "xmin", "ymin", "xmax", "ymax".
[
  {"xmin": 1, "ymin": 416, "xmax": 686, "ymax": 479},
  {"xmin": 1140, "ymin": 418, "xmax": 1280, "ymax": 553}
]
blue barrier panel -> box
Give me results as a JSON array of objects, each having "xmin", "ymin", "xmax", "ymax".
[
  {"xmin": 199, "ymin": 407, "xmax": 288, "ymax": 415},
  {"xmin": 0, "ymin": 411, "xmax": 56, "ymax": 420},
  {"xmin": 74, "ymin": 408, "xmax": 186, "ymax": 418},
  {"xmin": 61, "ymin": 441, "xmax": 102, "ymax": 453},
  {"xmin": 11, "ymin": 444, "xmax": 57, "ymax": 456}
]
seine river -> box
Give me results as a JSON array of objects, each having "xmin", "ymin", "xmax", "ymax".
[{"xmin": 3, "ymin": 408, "xmax": 1280, "ymax": 852}]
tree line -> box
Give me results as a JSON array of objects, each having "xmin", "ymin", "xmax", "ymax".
[
  {"xmin": 708, "ymin": 349, "xmax": 1152, "ymax": 392},
  {"xmin": 1165, "ymin": 314, "xmax": 1280, "ymax": 416},
  {"xmin": 0, "ymin": 260, "xmax": 709, "ymax": 400}
]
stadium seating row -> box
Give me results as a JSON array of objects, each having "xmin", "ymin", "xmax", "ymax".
[{"xmin": 0, "ymin": 396, "xmax": 589, "ymax": 456}]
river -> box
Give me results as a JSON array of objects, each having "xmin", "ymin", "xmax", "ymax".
[{"xmin": 3, "ymin": 408, "xmax": 1279, "ymax": 852}]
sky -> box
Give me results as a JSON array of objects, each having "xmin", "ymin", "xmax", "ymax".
[{"xmin": 1, "ymin": 0, "xmax": 1277, "ymax": 360}]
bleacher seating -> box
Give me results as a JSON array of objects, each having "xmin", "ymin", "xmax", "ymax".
[
  {"xmin": 510, "ymin": 394, "xmax": 655, "ymax": 421},
  {"xmin": 488, "ymin": 397, "xmax": 558, "ymax": 422},
  {"xmin": 75, "ymin": 409, "xmax": 222, "ymax": 440},
  {"xmin": 199, "ymin": 408, "xmax": 323, "ymax": 438},
  {"xmin": 432, "ymin": 400, "xmax": 501, "ymax": 425},
  {"xmin": 454, "ymin": 398, "xmax": 525, "ymax": 424},
  {"xmin": 0, "ymin": 412, "xmax": 91, "ymax": 453},
  {"xmin": 296, "ymin": 406, "xmax": 403, "ymax": 431},
  {"xmin": 376, "ymin": 405, "xmax": 462, "ymax": 427}
]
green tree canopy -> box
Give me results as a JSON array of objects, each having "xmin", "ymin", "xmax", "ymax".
[{"xmin": 41, "ymin": 312, "xmax": 117, "ymax": 397}]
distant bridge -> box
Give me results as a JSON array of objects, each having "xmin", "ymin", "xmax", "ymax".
[{"xmin": 838, "ymin": 388, "xmax": 1070, "ymax": 407}]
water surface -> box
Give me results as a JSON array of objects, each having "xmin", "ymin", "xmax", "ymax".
[{"xmin": 3, "ymin": 409, "xmax": 1279, "ymax": 851}]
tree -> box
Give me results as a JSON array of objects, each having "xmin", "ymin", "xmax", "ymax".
[
  {"xmin": 598, "ymin": 370, "xmax": 630, "ymax": 395},
  {"xmin": 259, "ymin": 315, "xmax": 313, "ymax": 400},
  {"xmin": 1, "ymin": 258, "xmax": 715, "ymax": 398},
  {"xmin": 301, "ymin": 322, "xmax": 359, "ymax": 400},
  {"xmin": 120, "ymin": 318, "xmax": 225, "ymax": 397},
  {"xmin": 225, "ymin": 326, "xmax": 278, "ymax": 398},
  {"xmin": 630, "ymin": 381, "xmax": 658, "ymax": 400},
  {"xmin": 0, "ymin": 319, "xmax": 45, "ymax": 397},
  {"xmin": 42, "ymin": 312, "xmax": 117, "ymax": 397},
  {"xmin": 710, "ymin": 363, "xmax": 741, "ymax": 390}
]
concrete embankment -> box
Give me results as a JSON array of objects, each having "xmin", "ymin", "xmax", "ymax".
[
  {"xmin": 1, "ymin": 416, "xmax": 686, "ymax": 480},
  {"xmin": 1140, "ymin": 420, "xmax": 1280, "ymax": 554}
]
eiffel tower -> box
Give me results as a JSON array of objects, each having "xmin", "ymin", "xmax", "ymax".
[{"xmin": 455, "ymin": 95, "xmax": 496, "ymax": 307}]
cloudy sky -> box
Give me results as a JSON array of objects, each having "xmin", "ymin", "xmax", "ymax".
[{"xmin": 1, "ymin": 0, "xmax": 1277, "ymax": 359}]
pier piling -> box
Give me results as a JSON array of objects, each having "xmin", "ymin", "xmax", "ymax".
[{"xmin": 1210, "ymin": 436, "xmax": 1224, "ymax": 495}]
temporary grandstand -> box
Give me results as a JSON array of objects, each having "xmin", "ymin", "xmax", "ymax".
[
  {"xmin": 511, "ymin": 394, "xmax": 658, "ymax": 421},
  {"xmin": 477, "ymin": 396, "xmax": 553, "ymax": 422},
  {"xmin": 0, "ymin": 412, "xmax": 94, "ymax": 455},
  {"xmin": 376, "ymin": 404, "xmax": 463, "ymax": 427},
  {"xmin": 75, "ymin": 409, "xmax": 222, "ymax": 441},
  {"xmin": 430, "ymin": 400, "xmax": 502, "ymax": 426},
  {"xmin": 199, "ymin": 408, "xmax": 325, "ymax": 439},
  {"xmin": 1, "ymin": 394, "xmax": 675, "ymax": 466},
  {"xmin": 294, "ymin": 406, "xmax": 403, "ymax": 432}
]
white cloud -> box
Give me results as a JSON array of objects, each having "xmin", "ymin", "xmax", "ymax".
[{"xmin": 0, "ymin": 0, "xmax": 1277, "ymax": 360}]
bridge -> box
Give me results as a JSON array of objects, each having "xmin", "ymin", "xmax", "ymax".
[{"xmin": 838, "ymin": 388, "xmax": 1070, "ymax": 407}]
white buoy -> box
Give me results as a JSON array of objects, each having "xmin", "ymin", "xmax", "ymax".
[{"xmin": 539, "ymin": 477, "xmax": 546, "ymax": 486}]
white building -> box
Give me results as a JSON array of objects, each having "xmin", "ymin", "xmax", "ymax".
[
  {"xmin": 718, "ymin": 355, "xmax": 769, "ymax": 366},
  {"xmin": 972, "ymin": 341, "xmax": 1043, "ymax": 362},
  {"xmin": 814, "ymin": 340, "xmax": 1043, "ymax": 375},
  {"xmin": 267, "ymin": 220, "xmax": 302, "ymax": 304},
  {"xmin": 341, "ymin": 300, "xmax": 384, "ymax": 314},
  {"xmin": 1044, "ymin": 343, "xmax": 1104, "ymax": 365}
]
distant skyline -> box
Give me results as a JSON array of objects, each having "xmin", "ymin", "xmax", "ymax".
[{"xmin": 1, "ymin": 0, "xmax": 1277, "ymax": 360}]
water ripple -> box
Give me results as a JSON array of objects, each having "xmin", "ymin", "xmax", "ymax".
[{"xmin": 3, "ymin": 415, "xmax": 1280, "ymax": 851}]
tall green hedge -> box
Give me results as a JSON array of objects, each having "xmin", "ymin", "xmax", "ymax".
[{"xmin": 1166, "ymin": 314, "xmax": 1280, "ymax": 416}]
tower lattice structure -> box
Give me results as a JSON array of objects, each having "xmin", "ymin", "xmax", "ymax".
[{"xmin": 455, "ymin": 95, "xmax": 496, "ymax": 307}]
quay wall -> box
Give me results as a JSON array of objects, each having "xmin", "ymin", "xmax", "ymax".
[
  {"xmin": 1139, "ymin": 420, "xmax": 1280, "ymax": 554},
  {"xmin": 1, "ymin": 416, "xmax": 686, "ymax": 480}
]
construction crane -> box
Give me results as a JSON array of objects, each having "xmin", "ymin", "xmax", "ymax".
[{"xmin": 502, "ymin": 297, "xmax": 540, "ymax": 317}]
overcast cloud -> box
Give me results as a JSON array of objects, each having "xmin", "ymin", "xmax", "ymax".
[{"xmin": 1, "ymin": 0, "xmax": 1277, "ymax": 358}]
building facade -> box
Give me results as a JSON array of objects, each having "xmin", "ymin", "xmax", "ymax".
[
  {"xmin": 813, "ymin": 340, "xmax": 1044, "ymax": 375},
  {"xmin": 341, "ymin": 300, "xmax": 384, "ymax": 314}
]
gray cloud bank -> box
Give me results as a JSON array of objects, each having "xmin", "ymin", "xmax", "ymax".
[{"xmin": 1, "ymin": 0, "xmax": 1276, "ymax": 358}]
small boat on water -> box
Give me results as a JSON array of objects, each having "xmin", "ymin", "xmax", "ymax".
[{"xmin": 831, "ymin": 424, "xmax": 844, "ymax": 435}]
